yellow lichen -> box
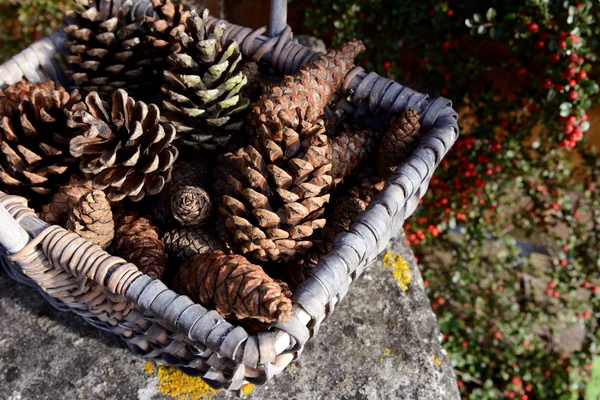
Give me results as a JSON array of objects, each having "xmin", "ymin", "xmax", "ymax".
[
  {"xmin": 143, "ymin": 362, "xmax": 218, "ymax": 400},
  {"xmin": 379, "ymin": 348, "xmax": 392, "ymax": 362},
  {"xmin": 241, "ymin": 383, "xmax": 255, "ymax": 396},
  {"xmin": 382, "ymin": 251, "xmax": 411, "ymax": 291},
  {"xmin": 431, "ymin": 354, "xmax": 442, "ymax": 367}
]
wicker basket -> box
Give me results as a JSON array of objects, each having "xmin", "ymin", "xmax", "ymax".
[{"xmin": 0, "ymin": 0, "xmax": 458, "ymax": 391}]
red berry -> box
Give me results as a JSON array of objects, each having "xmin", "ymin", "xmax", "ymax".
[
  {"xmin": 512, "ymin": 376, "xmax": 522, "ymax": 387},
  {"xmin": 568, "ymin": 90, "xmax": 579, "ymax": 100},
  {"xmin": 446, "ymin": 9, "xmax": 454, "ymax": 17},
  {"xmin": 558, "ymin": 40, "xmax": 567, "ymax": 49},
  {"xmin": 555, "ymin": 84, "xmax": 565, "ymax": 92},
  {"xmin": 567, "ymin": 115, "xmax": 577, "ymax": 124},
  {"xmin": 541, "ymin": 78, "xmax": 552, "ymax": 89},
  {"xmin": 553, "ymin": 290, "xmax": 560, "ymax": 298},
  {"xmin": 456, "ymin": 213, "xmax": 466, "ymax": 221},
  {"xmin": 569, "ymin": 79, "xmax": 577, "ymax": 87},
  {"xmin": 507, "ymin": 392, "xmax": 515, "ymax": 399},
  {"xmin": 551, "ymin": 203, "xmax": 560, "ymax": 211},
  {"xmin": 383, "ymin": 61, "xmax": 391, "ymax": 71},
  {"xmin": 548, "ymin": 281, "xmax": 557, "ymax": 289},
  {"xmin": 575, "ymin": 3, "xmax": 582, "ymax": 9},
  {"xmin": 461, "ymin": 341, "xmax": 468, "ymax": 349},
  {"xmin": 578, "ymin": 70, "xmax": 587, "ymax": 79},
  {"xmin": 563, "ymin": 244, "xmax": 570, "ymax": 251},
  {"xmin": 570, "ymin": 53, "xmax": 579, "ymax": 63},
  {"xmin": 528, "ymin": 23, "xmax": 539, "ymax": 34},
  {"xmin": 358, "ymin": 11, "xmax": 365, "ymax": 18},
  {"xmin": 423, "ymin": 280, "xmax": 429, "ymax": 287},
  {"xmin": 442, "ymin": 41, "xmax": 451, "ymax": 53},
  {"xmin": 585, "ymin": 364, "xmax": 593, "ymax": 371},
  {"xmin": 545, "ymin": 370, "xmax": 551, "ymax": 377},
  {"xmin": 521, "ymin": 395, "xmax": 528, "ymax": 400},
  {"xmin": 493, "ymin": 331, "xmax": 502, "ymax": 339},
  {"xmin": 436, "ymin": 297, "xmax": 445, "ymax": 305},
  {"xmin": 517, "ymin": 67, "xmax": 526, "ymax": 75},
  {"xmin": 593, "ymin": 286, "xmax": 599, "ymax": 294},
  {"xmin": 549, "ymin": 54, "xmax": 560, "ymax": 64},
  {"xmin": 563, "ymin": 124, "xmax": 574, "ymax": 134},
  {"xmin": 440, "ymin": 88, "xmax": 448, "ymax": 95},
  {"xmin": 559, "ymin": 259, "xmax": 567, "ymax": 266},
  {"xmin": 582, "ymin": 281, "xmax": 591, "ymax": 288},
  {"xmin": 500, "ymin": 120, "xmax": 509, "ymax": 128},
  {"xmin": 559, "ymin": 32, "xmax": 568, "ymax": 40},
  {"xmin": 582, "ymin": 113, "xmax": 588, "ymax": 121},
  {"xmin": 534, "ymin": 40, "xmax": 545, "ymax": 49},
  {"xmin": 583, "ymin": 311, "xmax": 591, "ymax": 318},
  {"xmin": 525, "ymin": 385, "xmax": 532, "ymax": 392}
]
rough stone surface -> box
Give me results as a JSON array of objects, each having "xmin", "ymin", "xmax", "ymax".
[{"xmin": 0, "ymin": 234, "xmax": 459, "ymax": 399}]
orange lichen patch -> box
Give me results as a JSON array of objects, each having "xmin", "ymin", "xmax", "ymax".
[
  {"xmin": 383, "ymin": 251, "xmax": 412, "ymax": 291},
  {"xmin": 144, "ymin": 362, "xmax": 218, "ymax": 400},
  {"xmin": 431, "ymin": 354, "xmax": 442, "ymax": 367}
]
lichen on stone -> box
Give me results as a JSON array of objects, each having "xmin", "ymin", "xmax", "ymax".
[
  {"xmin": 383, "ymin": 251, "xmax": 412, "ymax": 291},
  {"xmin": 143, "ymin": 362, "xmax": 218, "ymax": 400}
]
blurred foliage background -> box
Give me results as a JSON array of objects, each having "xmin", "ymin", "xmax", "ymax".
[{"xmin": 2, "ymin": 0, "xmax": 600, "ymax": 399}]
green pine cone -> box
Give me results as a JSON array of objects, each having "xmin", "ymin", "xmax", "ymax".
[{"xmin": 161, "ymin": 8, "xmax": 250, "ymax": 150}]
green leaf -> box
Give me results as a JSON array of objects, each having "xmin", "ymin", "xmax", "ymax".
[
  {"xmin": 585, "ymin": 358, "xmax": 600, "ymax": 400},
  {"xmin": 465, "ymin": 19, "xmax": 472, "ymax": 28},
  {"xmin": 581, "ymin": 121, "xmax": 590, "ymax": 132},
  {"xmin": 473, "ymin": 13, "xmax": 482, "ymax": 23},
  {"xmin": 560, "ymin": 102, "xmax": 573, "ymax": 111},
  {"xmin": 477, "ymin": 25, "xmax": 487, "ymax": 35},
  {"xmin": 547, "ymin": 89, "xmax": 557, "ymax": 102},
  {"xmin": 486, "ymin": 8, "xmax": 497, "ymax": 21}
]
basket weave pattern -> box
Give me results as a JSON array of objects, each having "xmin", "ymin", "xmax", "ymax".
[{"xmin": 0, "ymin": 1, "xmax": 458, "ymax": 390}]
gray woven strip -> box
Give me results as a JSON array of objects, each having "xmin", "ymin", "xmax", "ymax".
[
  {"xmin": 257, "ymin": 332, "xmax": 276, "ymax": 364},
  {"xmin": 219, "ymin": 327, "xmax": 249, "ymax": 361}
]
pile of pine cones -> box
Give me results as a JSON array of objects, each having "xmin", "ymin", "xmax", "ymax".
[{"xmin": 0, "ymin": 0, "xmax": 422, "ymax": 327}]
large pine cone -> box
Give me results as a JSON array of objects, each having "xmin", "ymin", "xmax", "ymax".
[
  {"xmin": 248, "ymin": 39, "xmax": 364, "ymax": 148},
  {"xmin": 173, "ymin": 250, "xmax": 292, "ymax": 323},
  {"xmin": 64, "ymin": 0, "xmax": 162, "ymax": 101},
  {"xmin": 144, "ymin": 0, "xmax": 189, "ymax": 56},
  {"xmin": 376, "ymin": 108, "xmax": 421, "ymax": 179},
  {"xmin": 0, "ymin": 81, "xmax": 82, "ymax": 200},
  {"xmin": 161, "ymin": 9, "xmax": 250, "ymax": 150},
  {"xmin": 218, "ymin": 120, "xmax": 331, "ymax": 262},
  {"xmin": 113, "ymin": 213, "xmax": 166, "ymax": 280},
  {"xmin": 66, "ymin": 189, "xmax": 114, "ymax": 249},
  {"xmin": 68, "ymin": 89, "xmax": 178, "ymax": 202}
]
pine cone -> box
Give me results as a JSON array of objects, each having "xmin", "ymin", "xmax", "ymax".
[
  {"xmin": 173, "ymin": 250, "xmax": 292, "ymax": 323},
  {"xmin": 40, "ymin": 175, "xmax": 94, "ymax": 224},
  {"xmin": 147, "ymin": 159, "xmax": 213, "ymax": 226},
  {"xmin": 240, "ymin": 61, "xmax": 271, "ymax": 101},
  {"xmin": 171, "ymin": 185, "xmax": 212, "ymax": 226},
  {"xmin": 163, "ymin": 227, "xmax": 222, "ymax": 263},
  {"xmin": 329, "ymin": 128, "xmax": 377, "ymax": 185},
  {"xmin": 218, "ymin": 120, "xmax": 332, "ymax": 262},
  {"xmin": 144, "ymin": 0, "xmax": 189, "ymax": 55},
  {"xmin": 113, "ymin": 213, "xmax": 166, "ymax": 280},
  {"xmin": 248, "ymin": 39, "xmax": 364, "ymax": 147},
  {"xmin": 0, "ymin": 81, "xmax": 82, "ymax": 200},
  {"xmin": 322, "ymin": 167, "xmax": 385, "ymax": 244},
  {"xmin": 376, "ymin": 108, "xmax": 421, "ymax": 179},
  {"xmin": 161, "ymin": 9, "xmax": 250, "ymax": 150},
  {"xmin": 68, "ymin": 89, "xmax": 179, "ymax": 202},
  {"xmin": 64, "ymin": 0, "xmax": 164, "ymax": 101},
  {"xmin": 66, "ymin": 189, "xmax": 114, "ymax": 249}
]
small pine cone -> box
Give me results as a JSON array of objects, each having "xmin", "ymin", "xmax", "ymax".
[
  {"xmin": 171, "ymin": 186, "xmax": 212, "ymax": 226},
  {"xmin": 173, "ymin": 250, "xmax": 292, "ymax": 323},
  {"xmin": 329, "ymin": 128, "xmax": 377, "ymax": 186},
  {"xmin": 40, "ymin": 176, "xmax": 94, "ymax": 225},
  {"xmin": 249, "ymin": 39, "xmax": 365, "ymax": 146},
  {"xmin": 376, "ymin": 108, "xmax": 421, "ymax": 180},
  {"xmin": 322, "ymin": 167, "xmax": 385, "ymax": 244},
  {"xmin": 287, "ymin": 249, "xmax": 322, "ymax": 288},
  {"xmin": 147, "ymin": 159, "xmax": 213, "ymax": 226},
  {"xmin": 68, "ymin": 89, "xmax": 179, "ymax": 202},
  {"xmin": 66, "ymin": 190, "xmax": 114, "ymax": 249},
  {"xmin": 114, "ymin": 214, "xmax": 166, "ymax": 280},
  {"xmin": 240, "ymin": 61, "xmax": 270, "ymax": 101},
  {"xmin": 163, "ymin": 227, "xmax": 222, "ymax": 263}
]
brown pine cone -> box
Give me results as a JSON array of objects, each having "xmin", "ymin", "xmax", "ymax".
[
  {"xmin": 218, "ymin": 120, "xmax": 332, "ymax": 262},
  {"xmin": 0, "ymin": 81, "xmax": 83, "ymax": 199},
  {"xmin": 322, "ymin": 167, "xmax": 385, "ymax": 244},
  {"xmin": 171, "ymin": 185, "xmax": 212, "ymax": 227},
  {"xmin": 113, "ymin": 213, "xmax": 166, "ymax": 280},
  {"xmin": 68, "ymin": 89, "xmax": 179, "ymax": 202},
  {"xmin": 248, "ymin": 39, "xmax": 364, "ymax": 147},
  {"xmin": 163, "ymin": 227, "xmax": 222, "ymax": 263},
  {"xmin": 40, "ymin": 176, "xmax": 94, "ymax": 225},
  {"xmin": 329, "ymin": 128, "xmax": 377, "ymax": 186},
  {"xmin": 66, "ymin": 190, "xmax": 114, "ymax": 249},
  {"xmin": 376, "ymin": 108, "xmax": 421, "ymax": 179},
  {"xmin": 173, "ymin": 250, "xmax": 292, "ymax": 323}
]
